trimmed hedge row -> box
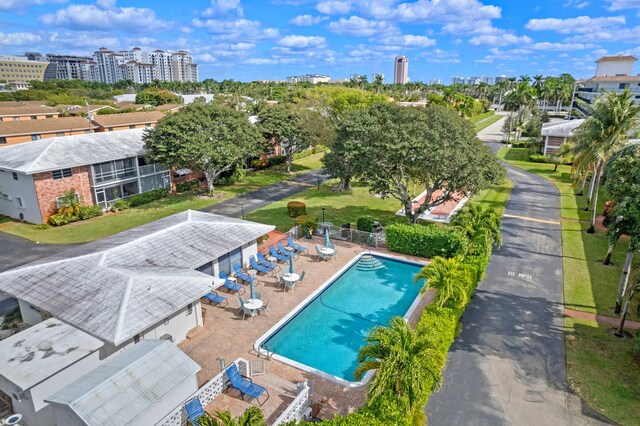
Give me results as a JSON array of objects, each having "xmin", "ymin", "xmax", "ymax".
[{"xmin": 386, "ymin": 223, "xmax": 468, "ymax": 258}]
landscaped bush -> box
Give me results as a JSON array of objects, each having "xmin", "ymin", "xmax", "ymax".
[
  {"xmin": 287, "ymin": 201, "xmax": 307, "ymax": 218},
  {"xmin": 386, "ymin": 223, "xmax": 468, "ymax": 258},
  {"xmin": 176, "ymin": 179, "xmax": 200, "ymax": 193},
  {"xmin": 126, "ymin": 188, "xmax": 170, "ymax": 207},
  {"xmin": 78, "ymin": 205, "xmax": 103, "ymax": 220},
  {"xmin": 356, "ymin": 217, "xmax": 374, "ymax": 232},
  {"xmin": 48, "ymin": 213, "xmax": 76, "ymax": 226}
]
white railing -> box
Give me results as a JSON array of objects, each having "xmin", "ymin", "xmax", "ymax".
[
  {"xmin": 155, "ymin": 358, "xmax": 249, "ymax": 426},
  {"xmin": 272, "ymin": 382, "xmax": 311, "ymax": 426}
]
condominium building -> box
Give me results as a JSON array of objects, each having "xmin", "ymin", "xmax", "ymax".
[
  {"xmin": 0, "ymin": 55, "xmax": 50, "ymax": 82},
  {"xmin": 286, "ymin": 74, "xmax": 331, "ymax": 84},
  {"xmin": 393, "ymin": 56, "xmax": 409, "ymax": 85}
]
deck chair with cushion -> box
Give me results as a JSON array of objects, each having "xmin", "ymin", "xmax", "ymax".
[
  {"xmin": 269, "ymin": 246, "xmax": 289, "ymax": 263},
  {"xmin": 287, "ymin": 236, "xmax": 309, "ymax": 254},
  {"xmin": 250, "ymin": 256, "xmax": 273, "ymax": 274},
  {"xmin": 257, "ymin": 252, "xmax": 280, "ymax": 271},
  {"xmin": 185, "ymin": 397, "xmax": 211, "ymax": 423},
  {"xmin": 233, "ymin": 264, "xmax": 252, "ymax": 283},
  {"xmin": 203, "ymin": 292, "xmax": 228, "ymax": 307},
  {"xmin": 223, "ymin": 279, "xmax": 246, "ymax": 295},
  {"xmin": 225, "ymin": 363, "xmax": 270, "ymax": 406}
]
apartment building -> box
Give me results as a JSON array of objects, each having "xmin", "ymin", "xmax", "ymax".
[{"xmin": 0, "ymin": 116, "xmax": 92, "ymax": 146}]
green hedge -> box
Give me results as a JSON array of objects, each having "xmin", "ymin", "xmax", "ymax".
[
  {"xmin": 386, "ymin": 223, "xmax": 468, "ymax": 258},
  {"xmin": 126, "ymin": 188, "xmax": 170, "ymax": 207}
]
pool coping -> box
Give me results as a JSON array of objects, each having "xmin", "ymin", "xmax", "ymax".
[{"xmin": 253, "ymin": 251, "xmax": 427, "ymax": 388}]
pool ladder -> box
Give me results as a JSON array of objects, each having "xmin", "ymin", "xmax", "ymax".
[{"xmin": 357, "ymin": 253, "xmax": 385, "ymax": 271}]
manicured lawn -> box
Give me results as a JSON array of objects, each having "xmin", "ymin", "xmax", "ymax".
[
  {"xmin": 474, "ymin": 114, "xmax": 502, "ymax": 132},
  {"xmin": 565, "ymin": 317, "xmax": 640, "ymax": 426},
  {"xmin": 0, "ymin": 153, "xmax": 326, "ymax": 244}
]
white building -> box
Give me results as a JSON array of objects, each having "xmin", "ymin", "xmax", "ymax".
[
  {"xmin": 393, "ymin": 56, "xmax": 409, "ymax": 85},
  {"xmin": 541, "ymin": 119, "xmax": 585, "ymax": 155}
]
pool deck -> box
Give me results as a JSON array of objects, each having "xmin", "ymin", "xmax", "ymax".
[{"xmin": 178, "ymin": 237, "xmax": 430, "ymax": 422}]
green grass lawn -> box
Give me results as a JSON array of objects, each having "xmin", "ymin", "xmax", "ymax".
[
  {"xmin": 0, "ymin": 152, "xmax": 325, "ymax": 244},
  {"xmin": 499, "ymin": 147, "xmax": 640, "ymax": 425}
]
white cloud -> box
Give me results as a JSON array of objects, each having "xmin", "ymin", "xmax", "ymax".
[
  {"xmin": 0, "ymin": 32, "xmax": 42, "ymax": 46},
  {"xmin": 531, "ymin": 42, "xmax": 596, "ymax": 50},
  {"xmin": 379, "ymin": 35, "xmax": 436, "ymax": 48},
  {"xmin": 525, "ymin": 16, "xmax": 625, "ymax": 34},
  {"xmin": 607, "ymin": 0, "xmax": 640, "ymax": 10},
  {"xmin": 0, "ymin": 0, "xmax": 65, "ymax": 11},
  {"xmin": 469, "ymin": 34, "xmax": 532, "ymax": 46},
  {"xmin": 202, "ymin": 0, "xmax": 243, "ymax": 17},
  {"xmin": 328, "ymin": 16, "xmax": 396, "ymax": 37},
  {"xmin": 289, "ymin": 14, "xmax": 327, "ymax": 25},
  {"xmin": 192, "ymin": 18, "xmax": 279, "ymax": 41},
  {"xmin": 316, "ymin": 0, "xmax": 352, "ymax": 14},
  {"xmin": 40, "ymin": 0, "xmax": 170, "ymax": 32},
  {"xmin": 278, "ymin": 35, "xmax": 327, "ymax": 48}
]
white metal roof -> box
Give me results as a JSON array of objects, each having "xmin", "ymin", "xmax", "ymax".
[
  {"xmin": 0, "ymin": 318, "xmax": 102, "ymax": 391},
  {"xmin": 0, "ymin": 129, "xmax": 146, "ymax": 174},
  {"xmin": 45, "ymin": 340, "xmax": 200, "ymax": 426},
  {"xmin": 541, "ymin": 119, "xmax": 585, "ymax": 137},
  {"xmin": 0, "ymin": 210, "xmax": 274, "ymax": 345}
]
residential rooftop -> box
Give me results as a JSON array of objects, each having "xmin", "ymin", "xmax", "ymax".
[
  {"xmin": 91, "ymin": 110, "xmax": 165, "ymax": 127},
  {"xmin": 0, "ymin": 128, "xmax": 145, "ymax": 174},
  {"xmin": 0, "ymin": 318, "xmax": 102, "ymax": 391},
  {"xmin": 46, "ymin": 340, "xmax": 200, "ymax": 426},
  {"xmin": 0, "ymin": 116, "xmax": 90, "ymax": 138}
]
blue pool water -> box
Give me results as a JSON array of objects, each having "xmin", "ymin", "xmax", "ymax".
[{"xmin": 261, "ymin": 255, "xmax": 423, "ymax": 382}]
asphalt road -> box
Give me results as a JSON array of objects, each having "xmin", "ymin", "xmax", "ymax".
[{"xmin": 426, "ymin": 118, "xmax": 609, "ymax": 425}]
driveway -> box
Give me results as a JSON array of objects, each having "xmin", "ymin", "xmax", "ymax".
[{"xmin": 426, "ymin": 118, "xmax": 609, "ymax": 425}]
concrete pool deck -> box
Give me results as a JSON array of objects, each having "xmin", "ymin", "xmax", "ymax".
[{"xmin": 178, "ymin": 237, "xmax": 430, "ymax": 422}]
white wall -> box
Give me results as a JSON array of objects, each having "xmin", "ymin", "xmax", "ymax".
[
  {"xmin": 18, "ymin": 299, "xmax": 44, "ymax": 326},
  {"xmin": 0, "ymin": 170, "xmax": 41, "ymax": 224}
]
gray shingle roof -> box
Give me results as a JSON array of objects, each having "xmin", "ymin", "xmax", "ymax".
[
  {"xmin": 541, "ymin": 119, "xmax": 585, "ymax": 137},
  {"xmin": 0, "ymin": 129, "xmax": 146, "ymax": 174},
  {"xmin": 45, "ymin": 340, "xmax": 200, "ymax": 426},
  {"xmin": 0, "ymin": 211, "xmax": 274, "ymax": 345},
  {"xmin": 0, "ymin": 318, "xmax": 102, "ymax": 391}
]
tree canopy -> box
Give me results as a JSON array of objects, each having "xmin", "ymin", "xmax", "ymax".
[{"xmin": 143, "ymin": 103, "xmax": 261, "ymax": 190}]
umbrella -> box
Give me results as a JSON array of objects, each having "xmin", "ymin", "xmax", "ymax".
[
  {"xmin": 288, "ymin": 251, "xmax": 295, "ymax": 274},
  {"xmin": 249, "ymin": 276, "xmax": 256, "ymax": 300},
  {"xmin": 324, "ymin": 227, "xmax": 330, "ymax": 247}
]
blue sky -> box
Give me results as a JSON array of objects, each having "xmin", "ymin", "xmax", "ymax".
[{"xmin": 1, "ymin": 0, "xmax": 640, "ymax": 83}]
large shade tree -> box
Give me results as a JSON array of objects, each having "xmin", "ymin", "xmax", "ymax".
[
  {"xmin": 350, "ymin": 103, "xmax": 505, "ymax": 223},
  {"xmin": 143, "ymin": 103, "xmax": 261, "ymax": 191}
]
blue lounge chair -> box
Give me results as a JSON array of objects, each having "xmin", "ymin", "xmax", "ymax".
[
  {"xmin": 269, "ymin": 246, "xmax": 289, "ymax": 262},
  {"xmin": 278, "ymin": 241, "xmax": 298, "ymax": 259},
  {"xmin": 250, "ymin": 256, "xmax": 272, "ymax": 274},
  {"xmin": 287, "ymin": 236, "xmax": 308, "ymax": 254},
  {"xmin": 203, "ymin": 292, "xmax": 228, "ymax": 307},
  {"xmin": 225, "ymin": 363, "xmax": 270, "ymax": 406},
  {"xmin": 257, "ymin": 252, "xmax": 279, "ymax": 270},
  {"xmin": 223, "ymin": 280, "xmax": 246, "ymax": 295},
  {"xmin": 233, "ymin": 264, "xmax": 252, "ymax": 283},
  {"xmin": 185, "ymin": 397, "xmax": 211, "ymax": 422}
]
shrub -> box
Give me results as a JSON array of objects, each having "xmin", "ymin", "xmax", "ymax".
[
  {"xmin": 110, "ymin": 198, "xmax": 131, "ymax": 211},
  {"xmin": 294, "ymin": 215, "xmax": 318, "ymax": 233},
  {"xmin": 356, "ymin": 217, "xmax": 374, "ymax": 232},
  {"xmin": 386, "ymin": 223, "xmax": 468, "ymax": 258},
  {"xmin": 287, "ymin": 201, "xmax": 307, "ymax": 218},
  {"xmin": 48, "ymin": 213, "xmax": 76, "ymax": 226},
  {"xmin": 34, "ymin": 223, "xmax": 50, "ymax": 230},
  {"xmin": 176, "ymin": 179, "xmax": 200, "ymax": 193},
  {"xmin": 126, "ymin": 188, "xmax": 170, "ymax": 207},
  {"xmin": 78, "ymin": 205, "xmax": 103, "ymax": 220}
]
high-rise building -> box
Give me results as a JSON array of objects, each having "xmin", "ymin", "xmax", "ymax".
[{"xmin": 393, "ymin": 56, "xmax": 409, "ymax": 85}]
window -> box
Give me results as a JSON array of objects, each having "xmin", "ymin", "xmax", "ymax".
[
  {"xmin": 187, "ymin": 303, "xmax": 193, "ymax": 316},
  {"xmin": 31, "ymin": 134, "xmax": 41, "ymax": 141},
  {"xmin": 52, "ymin": 168, "xmax": 72, "ymax": 180},
  {"xmin": 15, "ymin": 197, "xmax": 24, "ymax": 209},
  {"xmin": 0, "ymin": 137, "xmax": 6, "ymax": 144},
  {"xmin": 12, "ymin": 172, "xmax": 18, "ymax": 181},
  {"xmin": 129, "ymin": 125, "xmax": 136, "ymax": 129}
]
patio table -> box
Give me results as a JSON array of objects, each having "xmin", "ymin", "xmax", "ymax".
[{"xmin": 244, "ymin": 298, "xmax": 263, "ymax": 311}]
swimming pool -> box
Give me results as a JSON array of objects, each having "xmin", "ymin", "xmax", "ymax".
[{"xmin": 257, "ymin": 253, "xmax": 424, "ymax": 385}]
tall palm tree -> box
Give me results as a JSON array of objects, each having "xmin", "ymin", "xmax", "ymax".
[
  {"xmin": 354, "ymin": 317, "xmax": 443, "ymax": 417},
  {"xmin": 452, "ymin": 204, "xmax": 502, "ymax": 250},
  {"xmin": 572, "ymin": 89, "xmax": 640, "ymax": 233},
  {"xmin": 413, "ymin": 256, "xmax": 472, "ymax": 309}
]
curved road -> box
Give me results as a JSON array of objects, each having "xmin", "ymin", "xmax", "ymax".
[{"xmin": 426, "ymin": 117, "xmax": 609, "ymax": 425}]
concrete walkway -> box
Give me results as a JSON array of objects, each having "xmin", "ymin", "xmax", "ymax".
[{"xmin": 426, "ymin": 118, "xmax": 609, "ymax": 425}]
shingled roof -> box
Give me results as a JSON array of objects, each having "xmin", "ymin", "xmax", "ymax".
[
  {"xmin": 0, "ymin": 129, "xmax": 145, "ymax": 174},
  {"xmin": 0, "ymin": 210, "xmax": 274, "ymax": 345}
]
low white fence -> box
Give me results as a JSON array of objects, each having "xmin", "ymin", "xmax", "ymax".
[{"xmin": 272, "ymin": 382, "xmax": 311, "ymax": 426}]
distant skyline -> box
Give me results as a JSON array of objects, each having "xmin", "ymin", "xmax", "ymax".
[{"xmin": 1, "ymin": 0, "xmax": 639, "ymax": 83}]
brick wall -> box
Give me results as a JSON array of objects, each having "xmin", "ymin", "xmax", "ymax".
[{"xmin": 32, "ymin": 166, "xmax": 94, "ymax": 223}]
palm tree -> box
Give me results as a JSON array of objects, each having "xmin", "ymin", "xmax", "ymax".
[
  {"xmin": 452, "ymin": 203, "xmax": 502, "ymax": 249},
  {"xmin": 197, "ymin": 407, "xmax": 265, "ymax": 426},
  {"xmin": 571, "ymin": 89, "xmax": 640, "ymax": 233},
  {"xmin": 354, "ymin": 317, "xmax": 443, "ymax": 417},
  {"xmin": 56, "ymin": 188, "xmax": 81, "ymax": 217},
  {"xmin": 413, "ymin": 256, "xmax": 472, "ymax": 309}
]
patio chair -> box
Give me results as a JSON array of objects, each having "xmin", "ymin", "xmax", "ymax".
[
  {"xmin": 269, "ymin": 246, "xmax": 289, "ymax": 263},
  {"xmin": 238, "ymin": 297, "xmax": 257, "ymax": 320},
  {"xmin": 315, "ymin": 244, "xmax": 329, "ymax": 262},
  {"xmin": 287, "ymin": 236, "xmax": 309, "ymax": 254},
  {"xmin": 225, "ymin": 363, "xmax": 270, "ymax": 406},
  {"xmin": 257, "ymin": 252, "xmax": 280, "ymax": 271},
  {"xmin": 203, "ymin": 292, "xmax": 228, "ymax": 307},
  {"xmin": 259, "ymin": 297, "xmax": 270, "ymax": 316},
  {"xmin": 223, "ymin": 279, "xmax": 246, "ymax": 295},
  {"xmin": 184, "ymin": 398, "xmax": 211, "ymax": 423},
  {"xmin": 250, "ymin": 256, "xmax": 273, "ymax": 274},
  {"xmin": 233, "ymin": 264, "xmax": 252, "ymax": 283}
]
